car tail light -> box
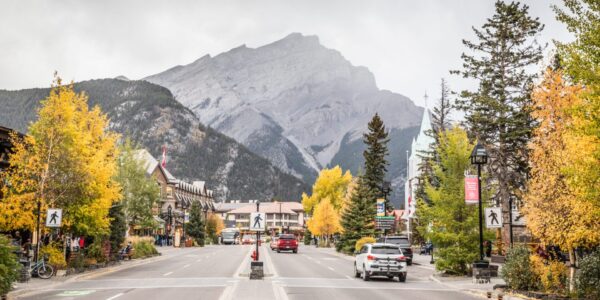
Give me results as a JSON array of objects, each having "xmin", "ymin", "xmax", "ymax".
[
  {"xmin": 396, "ymin": 256, "xmax": 406, "ymax": 262},
  {"xmin": 367, "ymin": 255, "xmax": 376, "ymax": 261}
]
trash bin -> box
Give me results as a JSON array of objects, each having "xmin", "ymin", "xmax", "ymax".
[{"xmin": 19, "ymin": 259, "xmax": 30, "ymax": 282}]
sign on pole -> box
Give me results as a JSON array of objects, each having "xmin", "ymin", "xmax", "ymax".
[
  {"xmin": 465, "ymin": 175, "xmax": 479, "ymax": 204},
  {"xmin": 511, "ymin": 208, "xmax": 526, "ymax": 226},
  {"xmin": 250, "ymin": 212, "xmax": 265, "ymax": 231},
  {"xmin": 375, "ymin": 216, "xmax": 394, "ymax": 230},
  {"xmin": 46, "ymin": 208, "xmax": 62, "ymax": 227},
  {"xmin": 376, "ymin": 198, "xmax": 385, "ymax": 217},
  {"xmin": 485, "ymin": 207, "xmax": 502, "ymax": 228}
]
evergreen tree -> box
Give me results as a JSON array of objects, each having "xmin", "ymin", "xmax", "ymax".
[
  {"xmin": 186, "ymin": 201, "xmax": 205, "ymax": 246},
  {"xmin": 362, "ymin": 113, "xmax": 390, "ymax": 209},
  {"xmin": 429, "ymin": 78, "xmax": 453, "ymax": 145},
  {"xmin": 337, "ymin": 176, "xmax": 376, "ymax": 254},
  {"xmin": 108, "ymin": 204, "xmax": 127, "ymax": 255},
  {"xmin": 453, "ymin": 1, "xmax": 544, "ymax": 246}
]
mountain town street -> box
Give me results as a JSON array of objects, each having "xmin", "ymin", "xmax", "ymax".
[{"xmin": 11, "ymin": 245, "xmax": 492, "ymax": 300}]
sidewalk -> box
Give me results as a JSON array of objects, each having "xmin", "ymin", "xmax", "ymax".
[{"xmin": 7, "ymin": 246, "xmax": 182, "ymax": 299}]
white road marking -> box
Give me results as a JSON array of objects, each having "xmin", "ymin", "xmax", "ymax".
[
  {"xmin": 327, "ymin": 267, "xmax": 335, "ymax": 271},
  {"xmin": 106, "ymin": 293, "xmax": 124, "ymax": 300},
  {"xmin": 163, "ymin": 272, "xmax": 173, "ymax": 276},
  {"xmin": 183, "ymin": 264, "xmax": 190, "ymax": 269},
  {"xmin": 345, "ymin": 275, "xmax": 353, "ymax": 280},
  {"xmin": 196, "ymin": 259, "xmax": 203, "ymax": 262}
]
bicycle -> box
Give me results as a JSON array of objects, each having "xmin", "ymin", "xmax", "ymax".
[{"xmin": 31, "ymin": 254, "xmax": 54, "ymax": 279}]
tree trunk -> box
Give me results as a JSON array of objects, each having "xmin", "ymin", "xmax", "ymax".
[{"xmin": 569, "ymin": 249, "xmax": 576, "ymax": 293}]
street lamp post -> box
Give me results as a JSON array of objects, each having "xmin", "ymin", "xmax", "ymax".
[
  {"xmin": 380, "ymin": 181, "xmax": 391, "ymax": 239},
  {"xmin": 255, "ymin": 200, "xmax": 260, "ymax": 261},
  {"xmin": 167, "ymin": 205, "xmax": 172, "ymax": 247},
  {"xmin": 470, "ymin": 142, "xmax": 488, "ymax": 264},
  {"xmin": 182, "ymin": 203, "xmax": 188, "ymax": 248}
]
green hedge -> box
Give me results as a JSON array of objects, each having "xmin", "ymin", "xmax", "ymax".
[{"xmin": 0, "ymin": 236, "xmax": 21, "ymax": 296}]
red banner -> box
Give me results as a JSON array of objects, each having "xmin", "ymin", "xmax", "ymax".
[{"xmin": 465, "ymin": 175, "xmax": 479, "ymax": 204}]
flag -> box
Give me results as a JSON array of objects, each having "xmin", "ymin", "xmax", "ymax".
[{"xmin": 161, "ymin": 145, "xmax": 167, "ymax": 168}]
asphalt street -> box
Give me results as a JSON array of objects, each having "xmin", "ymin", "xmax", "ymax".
[{"xmin": 17, "ymin": 244, "xmax": 482, "ymax": 300}]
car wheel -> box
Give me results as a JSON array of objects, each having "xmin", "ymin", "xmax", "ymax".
[
  {"xmin": 387, "ymin": 275, "xmax": 394, "ymax": 280},
  {"xmin": 277, "ymin": 249, "xmax": 280, "ymax": 253},
  {"xmin": 362, "ymin": 265, "xmax": 370, "ymax": 281},
  {"xmin": 407, "ymin": 260, "xmax": 412, "ymax": 266},
  {"xmin": 293, "ymin": 249, "xmax": 297, "ymax": 253},
  {"xmin": 398, "ymin": 273, "xmax": 407, "ymax": 282},
  {"xmin": 354, "ymin": 264, "xmax": 360, "ymax": 278}
]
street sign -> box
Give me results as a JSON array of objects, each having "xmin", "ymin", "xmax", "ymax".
[
  {"xmin": 250, "ymin": 212, "xmax": 265, "ymax": 231},
  {"xmin": 485, "ymin": 207, "xmax": 502, "ymax": 229},
  {"xmin": 376, "ymin": 198, "xmax": 385, "ymax": 217},
  {"xmin": 46, "ymin": 208, "xmax": 62, "ymax": 227},
  {"xmin": 511, "ymin": 208, "xmax": 526, "ymax": 226},
  {"xmin": 375, "ymin": 216, "xmax": 394, "ymax": 230},
  {"xmin": 465, "ymin": 175, "xmax": 479, "ymax": 204}
]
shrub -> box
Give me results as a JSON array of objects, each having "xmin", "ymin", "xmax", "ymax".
[
  {"xmin": 501, "ymin": 246, "xmax": 540, "ymax": 291},
  {"xmin": 304, "ymin": 232, "xmax": 312, "ymax": 246},
  {"xmin": 40, "ymin": 242, "xmax": 67, "ymax": 270},
  {"xmin": 126, "ymin": 236, "xmax": 158, "ymax": 259},
  {"xmin": 530, "ymin": 255, "xmax": 567, "ymax": 294},
  {"xmin": 576, "ymin": 249, "xmax": 600, "ymax": 299},
  {"xmin": 86, "ymin": 240, "xmax": 107, "ymax": 263},
  {"xmin": 0, "ymin": 235, "xmax": 21, "ymax": 296},
  {"xmin": 355, "ymin": 237, "xmax": 376, "ymax": 253}
]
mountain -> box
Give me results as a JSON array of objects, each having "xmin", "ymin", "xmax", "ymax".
[
  {"xmin": 0, "ymin": 79, "xmax": 309, "ymax": 201},
  {"xmin": 145, "ymin": 33, "xmax": 423, "ymax": 206}
]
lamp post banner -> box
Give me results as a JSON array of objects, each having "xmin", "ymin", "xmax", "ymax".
[
  {"xmin": 376, "ymin": 198, "xmax": 385, "ymax": 217},
  {"xmin": 464, "ymin": 175, "xmax": 479, "ymax": 204}
]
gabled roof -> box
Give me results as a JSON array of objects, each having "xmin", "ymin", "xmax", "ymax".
[{"xmin": 133, "ymin": 149, "xmax": 159, "ymax": 176}]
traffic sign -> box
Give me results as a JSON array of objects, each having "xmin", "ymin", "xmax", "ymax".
[
  {"xmin": 485, "ymin": 207, "xmax": 502, "ymax": 228},
  {"xmin": 250, "ymin": 212, "xmax": 265, "ymax": 231},
  {"xmin": 511, "ymin": 208, "xmax": 526, "ymax": 226},
  {"xmin": 375, "ymin": 216, "xmax": 394, "ymax": 230},
  {"xmin": 46, "ymin": 208, "xmax": 62, "ymax": 227}
]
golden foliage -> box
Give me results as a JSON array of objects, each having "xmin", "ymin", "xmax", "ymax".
[
  {"xmin": 0, "ymin": 76, "xmax": 120, "ymax": 235},
  {"xmin": 523, "ymin": 69, "xmax": 600, "ymax": 250},
  {"xmin": 530, "ymin": 254, "xmax": 568, "ymax": 294},
  {"xmin": 301, "ymin": 166, "xmax": 352, "ymax": 213},
  {"xmin": 307, "ymin": 198, "xmax": 341, "ymax": 237},
  {"xmin": 355, "ymin": 236, "xmax": 376, "ymax": 252}
]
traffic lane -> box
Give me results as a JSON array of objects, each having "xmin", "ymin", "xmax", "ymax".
[
  {"xmin": 284, "ymin": 287, "xmax": 481, "ymax": 300},
  {"xmin": 17, "ymin": 245, "xmax": 249, "ymax": 300},
  {"xmin": 98, "ymin": 245, "xmax": 226, "ymax": 279},
  {"xmin": 269, "ymin": 245, "xmax": 348, "ymax": 278},
  {"xmin": 18, "ymin": 286, "xmax": 225, "ymax": 300}
]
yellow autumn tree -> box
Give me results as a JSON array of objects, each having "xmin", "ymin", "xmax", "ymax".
[
  {"xmin": 301, "ymin": 166, "xmax": 352, "ymax": 213},
  {"xmin": 0, "ymin": 76, "xmax": 120, "ymax": 236},
  {"xmin": 307, "ymin": 198, "xmax": 341, "ymax": 247},
  {"xmin": 522, "ymin": 69, "xmax": 600, "ymax": 291}
]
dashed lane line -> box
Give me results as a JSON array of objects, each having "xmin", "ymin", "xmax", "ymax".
[
  {"xmin": 106, "ymin": 293, "xmax": 124, "ymax": 300},
  {"xmin": 183, "ymin": 264, "xmax": 190, "ymax": 269},
  {"xmin": 163, "ymin": 272, "xmax": 173, "ymax": 276}
]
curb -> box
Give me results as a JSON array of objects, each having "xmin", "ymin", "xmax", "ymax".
[{"xmin": 7, "ymin": 254, "xmax": 168, "ymax": 299}]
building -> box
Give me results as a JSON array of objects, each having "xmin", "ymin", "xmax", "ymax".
[
  {"xmin": 403, "ymin": 108, "xmax": 434, "ymax": 240},
  {"xmin": 134, "ymin": 149, "xmax": 215, "ymax": 246},
  {"xmin": 215, "ymin": 201, "xmax": 305, "ymax": 235}
]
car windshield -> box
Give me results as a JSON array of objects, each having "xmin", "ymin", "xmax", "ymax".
[
  {"xmin": 378, "ymin": 238, "xmax": 409, "ymax": 246},
  {"xmin": 371, "ymin": 246, "xmax": 402, "ymax": 255},
  {"xmin": 280, "ymin": 235, "xmax": 295, "ymax": 240},
  {"xmin": 222, "ymin": 232, "xmax": 235, "ymax": 238}
]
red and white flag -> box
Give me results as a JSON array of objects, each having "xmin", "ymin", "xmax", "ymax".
[{"xmin": 161, "ymin": 145, "xmax": 167, "ymax": 168}]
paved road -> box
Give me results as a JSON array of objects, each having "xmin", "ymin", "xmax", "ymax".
[{"xmin": 18, "ymin": 244, "xmax": 481, "ymax": 300}]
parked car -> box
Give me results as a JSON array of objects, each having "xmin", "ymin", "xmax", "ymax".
[
  {"xmin": 270, "ymin": 236, "xmax": 279, "ymax": 251},
  {"xmin": 277, "ymin": 234, "xmax": 298, "ymax": 253},
  {"xmin": 354, "ymin": 243, "xmax": 408, "ymax": 282},
  {"xmin": 376, "ymin": 236, "xmax": 413, "ymax": 265}
]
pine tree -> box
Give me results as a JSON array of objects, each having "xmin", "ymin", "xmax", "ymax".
[
  {"xmin": 429, "ymin": 78, "xmax": 452, "ymax": 145},
  {"xmin": 453, "ymin": 1, "xmax": 544, "ymax": 246},
  {"xmin": 186, "ymin": 201, "xmax": 205, "ymax": 246},
  {"xmin": 337, "ymin": 176, "xmax": 376, "ymax": 254},
  {"xmin": 362, "ymin": 113, "xmax": 390, "ymax": 209},
  {"xmin": 108, "ymin": 204, "xmax": 127, "ymax": 255}
]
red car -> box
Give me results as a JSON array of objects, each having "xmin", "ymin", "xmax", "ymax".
[{"xmin": 277, "ymin": 234, "xmax": 298, "ymax": 253}]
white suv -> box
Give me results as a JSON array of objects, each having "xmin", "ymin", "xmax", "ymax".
[{"xmin": 354, "ymin": 243, "xmax": 408, "ymax": 282}]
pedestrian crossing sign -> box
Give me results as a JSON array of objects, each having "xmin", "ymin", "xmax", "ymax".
[
  {"xmin": 46, "ymin": 208, "xmax": 62, "ymax": 227},
  {"xmin": 485, "ymin": 207, "xmax": 502, "ymax": 228},
  {"xmin": 250, "ymin": 212, "xmax": 265, "ymax": 231}
]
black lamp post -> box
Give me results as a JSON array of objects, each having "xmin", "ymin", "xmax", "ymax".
[
  {"xmin": 182, "ymin": 202, "xmax": 188, "ymax": 248},
  {"xmin": 255, "ymin": 200, "xmax": 260, "ymax": 261},
  {"xmin": 167, "ymin": 205, "xmax": 172, "ymax": 246},
  {"xmin": 470, "ymin": 142, "xmax": 488, "ymax": 264},
  {"xmin": 380, "ymin": 181, "xmax": 392, "ymax": 239}
]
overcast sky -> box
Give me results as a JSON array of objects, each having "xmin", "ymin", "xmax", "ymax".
[{"xmin": 0, "ymin": 0, "xmax": 573, "ymax": 108}]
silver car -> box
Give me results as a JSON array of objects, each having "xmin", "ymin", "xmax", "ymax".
[{"xmin": 354, "ymin": 243, "xmax": 408, "ymax": 282}]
